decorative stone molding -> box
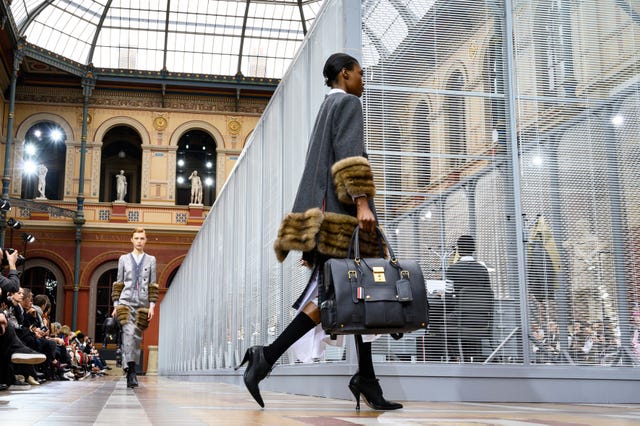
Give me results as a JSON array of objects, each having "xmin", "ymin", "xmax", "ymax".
[
  {"xmin": 227, "ymin": 116, "xmax": 241, "ymax": 135},
  {"xmin": 93, "ymin": 116, "xmax": 151, "ymax": 147},
  {"xmin": 153, "ymin": 114, "xmax": 168, "ymax": 131},
  {"xmin": 16, "ymin": 86, "xmax": 269, "ymax": 114},
  {"xmin": 168, "ymin": 120, "xmax": 224, "ymax": 148}
]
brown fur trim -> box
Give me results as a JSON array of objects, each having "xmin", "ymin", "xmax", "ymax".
[
  {"xmin": 317, "ymin": 213, "xmax": 384, "ymax": 259},
  {"xmin": 136, "ymin": 308, "xmax": 150, "ymax": 331},
  {"xmin": 115, "ymin": 305, "xmax": 130, "ymax": 326},
  {"xmin": 112, "ymin": 282, "xmax": 124, "ymax": 302},
  {"xmin": 273, "ymin": 208, "xmax": 323, "ymax": 262},
  {"xmin": 148, "ymin": 283, "xmax": 159, "ymax": 303},
  {"xmin": 331, "ymin": 156, "xmax": 375, "ymax": 204}
]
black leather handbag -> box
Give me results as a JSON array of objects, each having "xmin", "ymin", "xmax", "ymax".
[{"xmin": 320, "ymin": 226, "xmax": 429, "ymax": 337}]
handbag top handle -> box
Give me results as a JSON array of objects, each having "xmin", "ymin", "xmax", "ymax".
[{"xmin": 348, "ymin": 225, "xmax": 399, "ymax": 266}]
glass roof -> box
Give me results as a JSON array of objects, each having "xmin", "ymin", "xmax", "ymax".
[{"xmin": 10, "ymin": 0, "xmax": 325, "ymax": 79}]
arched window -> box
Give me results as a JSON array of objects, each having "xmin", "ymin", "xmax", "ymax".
[
  {"xmin": 21, "ymin": 121, "xmax": 66, "ymax": 200},
  {"xmin": 445, "ymin": 71, "xmax": 467, "ymax": 170},
  {"xmin": 95, "ymin": 268, "xmax": 117, "ymax": 340},
  {"xmin": 485, "ymin": 36, "xmax": 506, "ymax": 147},
  {"xmin": 175, "ymin": 130, "xmax": 217, "ymax": 206},
  {"xmin": 22, "ymin": 266, "xmax": 59, "ymax": 322},
  {"xmin": 100, "ymin": 126, "xmax": 142, "ymax": 203},
  {"xmin": 415, "ymin": 101, "xmax": 431, "ymax": 188},
  {"xmin": 534, "ymin": 1, "xmax": 574, "ymax": 96},
  {"xmin": 166, "ymin": 267, "xmax": 179, "ymax": 289}
]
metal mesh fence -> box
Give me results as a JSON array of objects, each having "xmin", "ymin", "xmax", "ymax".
[{"xmin": 160, "ymin": 0, "xmax": 640, "ymax": 374}]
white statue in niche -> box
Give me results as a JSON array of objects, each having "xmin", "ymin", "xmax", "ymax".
[
  {"xmin": 115, "ymin": 170, "xmax": 127, "ymax": 202},
  {"xmin": 36, "ymin": 164, "xmax": 48, "ymax": 199},
  {"xmin": 189, "ymin": 170, "xmax": 203, "ymax": 205}
]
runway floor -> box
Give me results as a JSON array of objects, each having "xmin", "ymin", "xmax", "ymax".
[{"xmin": 1, "ymin": 374, "xmax": 639, "ymax": 425}]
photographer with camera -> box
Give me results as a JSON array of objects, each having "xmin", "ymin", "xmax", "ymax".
[{"xmin": 0, "ymin": 248, "xmax": 21, "ymax": 306}]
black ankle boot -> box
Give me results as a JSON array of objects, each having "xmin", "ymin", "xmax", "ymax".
[
  {"xmin": 127, "ymin": 362, "xmax": 138, "ymax": 388},
  {"xmin": 348, "ymin": 374, "xmax": 403, "ymax": 411},
  {"xmin": 234, "ymin": 346, "xmax": 272, "ymax": 407}
]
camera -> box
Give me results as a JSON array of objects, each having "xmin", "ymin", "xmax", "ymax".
[{"xmin": 1, "ymin": 248, "xmax": 25, "ymax": 267}]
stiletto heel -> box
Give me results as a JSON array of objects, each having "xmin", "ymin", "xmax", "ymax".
[
  {"xmin": 235, "ymin": 349, "xmax": 250, "ymax": 371},
  {"xmin": 235, "ymin": 346, "xmax": 273, "ymax": 408},
  {"xmin": 349, "ymin": 384, "xmax": 361, "ymax": 410},
  {"xmin": 348, "ymin": 374, "xmax": 402, "ymax": 411}
]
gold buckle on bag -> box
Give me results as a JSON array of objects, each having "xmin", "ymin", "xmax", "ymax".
[{"xmin": 373, "ymin": 266, "xmax": 386, "ymax": 283}]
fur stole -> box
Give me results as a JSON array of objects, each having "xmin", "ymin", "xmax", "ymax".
[
  {"xmin": 331, "ymin": 156, "xmax": 376, "ymax": 204},
  {"xmin": 274, "ymin": 209, "xmax": 384, "ymax": 262}
]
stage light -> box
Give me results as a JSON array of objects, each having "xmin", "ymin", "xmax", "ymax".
[
  {"xmin": 22, "ymin": 233, "xmax": 36, "ymax": 244},
  {"xmin": 25, "ymin": 143, "xmax": 37, "ymax": 156},
  {"xmin": 532, "ymin": 155, "xmax": 543, "ymax": 166},
  {"xmin": 7, "ymin": 218, "xmax": 22, "ymax": 229},
  {"xmin": 50, "ymin": 129, "xmax": 64, "ymax": 142},
  {"xmin": 24, "ymin": 160, "xmax": 37, "ymax": 174},
  {"xmin": 611, "ymin": 115, "xmax": 624, "ymax": 127}
]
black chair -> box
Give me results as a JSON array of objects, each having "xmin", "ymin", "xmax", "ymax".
[{"xmin": 453, "ymin": 286, "xmax": 494, "ymax": 362}]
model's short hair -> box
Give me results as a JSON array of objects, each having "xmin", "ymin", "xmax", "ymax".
[
  {"xmin": 323, "ymin": 52, "xmax": 359, "ymax": 87},
  {"xmin": 131, "ymin": 227, "xmax": 146, "ymax": 237},
  {"xmin": 456, "ymin": 235, "xmax": 475, "ymax": 256}
]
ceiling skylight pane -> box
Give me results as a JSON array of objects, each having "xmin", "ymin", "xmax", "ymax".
[
  {"xmin": 95, "ymin": 46, "xmax": 115, "ymax": 68},
  {"xmin": 86, "ymin": 1, "xmax": 108, "ymax": 20},
  {"xmin": 25, "ymin": 22, "xmax": 57, "ymax": 49},
  {"xmin": 10, "ymin": 0, "xmax": 325, "ymax": 79},
  {"xmin": 10, "ymin": 1, "xmax": 29, "ymax": 28},
  {"xmin": 37, "ymin": 6, "xmax": 67, "ymax": 29},
  {"xmin": 59, "ymin": 34, "xmax": 89, "ymax": 62},
  {"xmin": 166, "ymin": 50, "xmax": 184, "ymax": 73}
]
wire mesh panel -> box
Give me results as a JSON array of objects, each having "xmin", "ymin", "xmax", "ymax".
[
  {"xmin": 513, "ymin": 0, "xmax": 640, "ymax": 367},
  {"xmin": 161, "ymin": 0, "xmax": 640, "ymax": 376},
  {"xmin": 362, "ymin": 0, "xmax": 519, "ymax": 364},
  {"xmin": 159, "ymin": 0, "xmax": 362, "ymax": 374}
]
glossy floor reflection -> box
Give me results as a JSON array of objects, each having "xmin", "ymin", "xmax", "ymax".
[{"xmin": 1, "ymin": 374, "xmax": 639, "ymax": 425}]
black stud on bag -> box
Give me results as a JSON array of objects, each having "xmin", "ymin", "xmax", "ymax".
[{"xmin": 321, "ymin": 226, "xmax": 429, "ymax": 338}]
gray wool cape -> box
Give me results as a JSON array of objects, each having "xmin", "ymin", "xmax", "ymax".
[
  {"xmin": 292, "ymin": 92, "xmax": 365, "ymax": 217},
  {"xmin": 273, "ymin": 90, "xmax": 380, "ymax": 309}
]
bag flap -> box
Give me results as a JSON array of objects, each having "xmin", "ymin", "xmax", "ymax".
[{"xmin": 364, "ymin": 284, "xmax": 398, "ymax": 302}]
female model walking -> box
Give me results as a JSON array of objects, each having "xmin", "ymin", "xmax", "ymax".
[{"xmin": 236, "ymin": 52, "xmax": 402, "ymax": 411}]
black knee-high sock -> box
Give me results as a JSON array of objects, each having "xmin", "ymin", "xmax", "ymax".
[
  {"xmin": 354, "ymin": 335, "xmax": 375, "ymax": 379},
  {"xmin": 262, "ymin": 312, "xmax": 316, "ymax": 366}
]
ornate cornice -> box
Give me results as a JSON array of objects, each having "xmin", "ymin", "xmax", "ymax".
[{"xmin": 14, "ymin": 86, "xmax": 268, "ymax": 114}]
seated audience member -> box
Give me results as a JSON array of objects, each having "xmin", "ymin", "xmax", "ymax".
[
  {"xmin": 82, "ymin": 336, "xmax": 108, "ymax": 374},
  {"xmin": 18, "ymin": 288, "xmax": 58, "ymax": 381},
  {"xmin": 4, "ymin": 288, "xmax": 43, "ymax": 383},
  {"xmin": 445, "ymin": 235, "xmax": 495, "ymax": 362},
  {"xmin": 1, "ymin": 308, "xmax": 47, "ymax": 389},
  {"xmin": 32, "ymin": 295, "xmax": 68, "ymax": 377}
]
